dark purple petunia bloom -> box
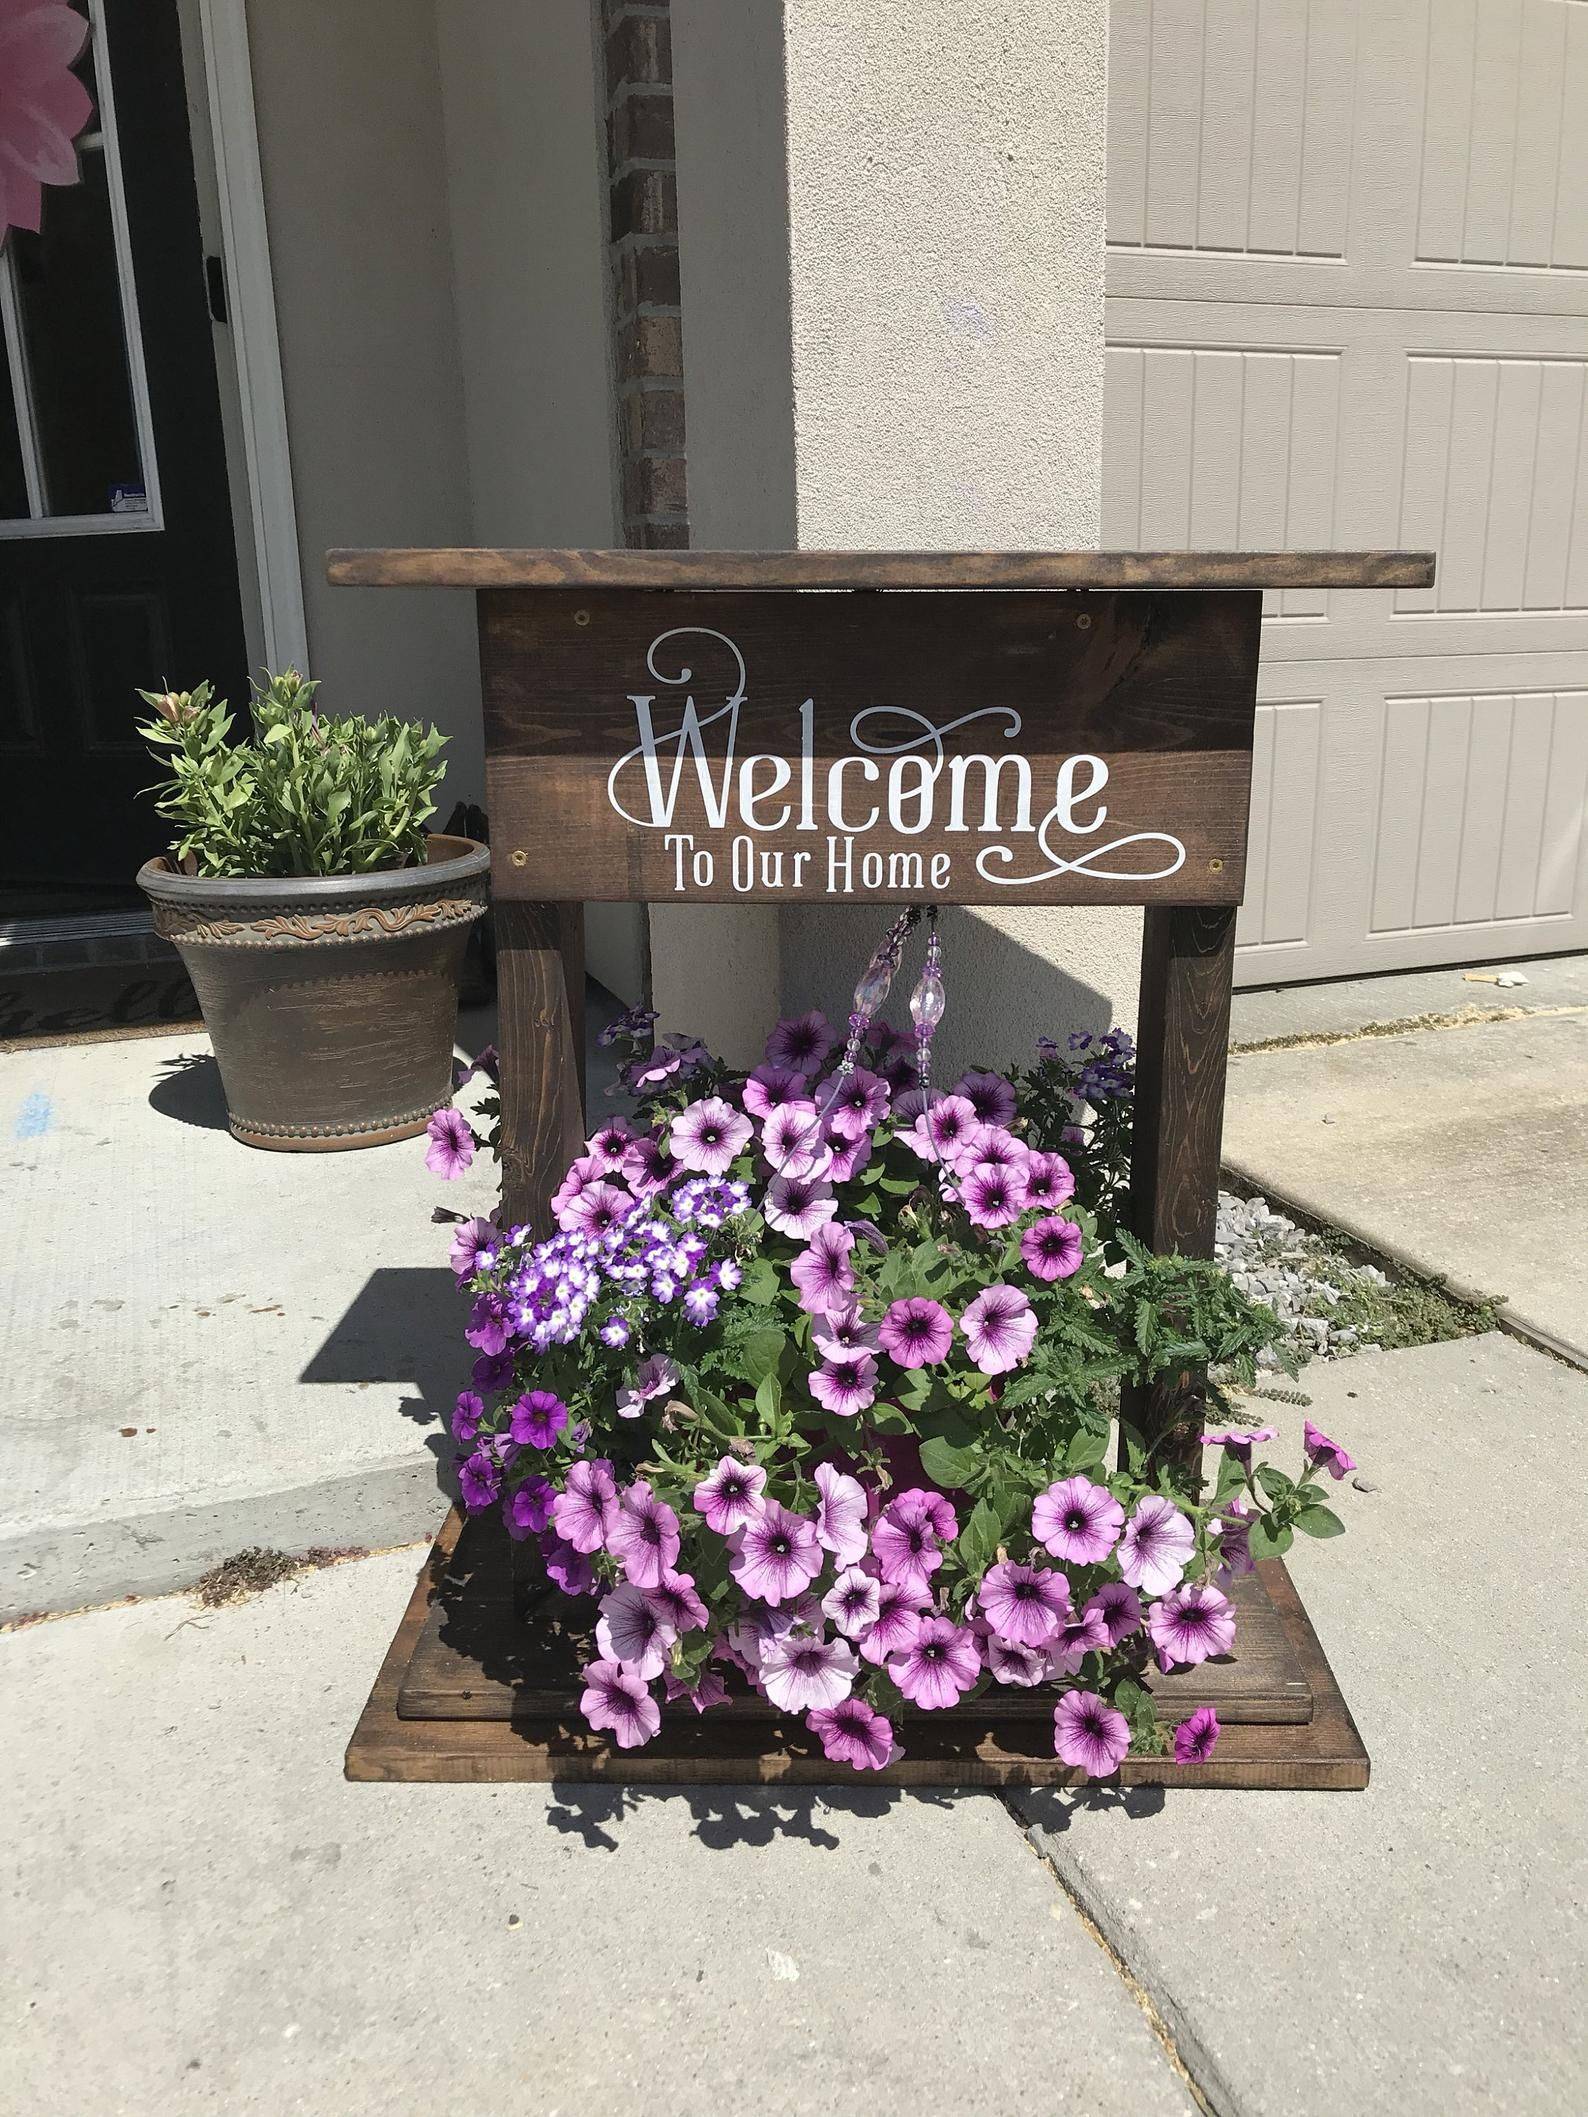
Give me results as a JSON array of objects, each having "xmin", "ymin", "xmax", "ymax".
[
  {"xmin": 1146, "ymin": 1582, "xmax": 1237, "ymax": 1669},
  {"xmin": 1173, "ymin": 1705, "xmax": 1221, "ymax": 1764},
  {"xmin": 549, "ymin": 1457, "xmax": 619, "ymax": 1554},
  {"xmin": 978, "ymin": 1560, "xmax": 1071, "ymax": 1649},
  {"xmin": 449, "ymin": 1216, "xmax": 499, "ymax": 1279},
  {"xmin": 807, "ymin": 1696, "xmax": 896, "ymax": 1771},
  {"xmin": 790, "ymin": 1221, "xmax": 856, "ymax": 1318},
  {"xmin": 1084, "ymin": 1581, "xmax": 1143, "ymax": 1648},
  {"xmin": 961, "ymin": 1284, "xmax": 1038, "ymax": 1374},
  {"xmin": 424, "ymin": 1106, "xmax": 476, "ymax": 1179},
  {"xmin": 472, "ymin": 1349, "xmax": 514, "ymax": 1392},
  {"xmin": 619, "ymin": 1136, "xmax": 672, "ymax": 1200},
  {"xmin": 451, "ymin": 1390, "xmax": 484, "ymax": 1443},
  {"xmin": 509, "ymin": 1389, "xmax": 569, "ymax": 1449},
  {"xmin": 1304, "ymin": 1419, "xmax": 1357, "ymax": 1481},
  {"xmin": 742, "ymin": 1062, "xmax": 808, "ymax": 1119},
  {"xmin": 1020, "ymin": 1216, "xmax": 1085, "ymax": 1283},
  {"xmin": 822, "ymin": 1565, "xmax": 882, "ymax": 1639},
  {"xmin": 503, "ymin": 1474, "xmax": 554, "ymax": 1541},
  {"xmin": 856, "ymin": 1579, "xmax": 922, "ymax": 1666},
  {"xmin": 1052, "ymin": 1689, "xmax": 1130, "ymax": 1778},
  {"xmin": 728, "ymin": 1500, "xmax": 823, "ymax": 1606},
  {"xmin": 888, "ymin": 1615, "xmax": 981, "ymax": 1710},
  {"xmin": 539, "ymin": 1529, "xmax": 595, "ymax": 1597},
  {"xmin": 693, "ymin": 1455, "xmax": 767, "ymax": 1535},
  {"xmin": 878, "ymin": 1297, "xmax": 955, "ymax": 1368},
  {"xmin": 808, "ymin": 1350, "xmax": 877, "ymax": 1419},
  {"xmin": 824, "ymin": 1066, "xmax": 890, "ymax": 1143},
  {"xmin": 765, "ymin": 1010, "xmax": 835, "ymax": 1074},
  {"xmin": 458, "ymin": 1449, "xmax": 501, "ymax": 1512},
  {"xmin": 953, "ymin": 1069, "xmax": 1018, "ymax": 1128},
  {"xmin": 465, "ymin": 1292, "xmax": 511, "ymax": 1357},
  {"xmin": 1018, "ymin": 1152, "xmax": 1076, "ymax": 1211},
  {"xmin": 962, "ymin": 1161, "xmax": 1026, "ymax": 1230}
]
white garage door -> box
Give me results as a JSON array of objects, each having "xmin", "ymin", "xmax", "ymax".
[{"xmin": 1104, "ymin": 0, "xmax": 1588, "ymax": 985}]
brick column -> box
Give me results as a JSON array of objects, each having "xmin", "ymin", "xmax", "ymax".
[{"xmin": 602, "ymin": 0, "xmax": 689, "ymax": 548}]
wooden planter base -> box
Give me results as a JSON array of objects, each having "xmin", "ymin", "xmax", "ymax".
[{"xmin": 346, "ymin": 1512, "xmax": 1369, "ymax": 1790}]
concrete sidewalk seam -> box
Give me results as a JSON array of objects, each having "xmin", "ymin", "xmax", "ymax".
[
  {"xmin": 1000, "ymin": 1795, "xmax": 1238, "ymax": 2117},
  {"xmin": 1221, "ymin": 1158, "xmax": 1588, "ymax": 1377},
  {"xmin": 1228, "ymin": 1000, "xmax": 1588, "ymax": 1058}
]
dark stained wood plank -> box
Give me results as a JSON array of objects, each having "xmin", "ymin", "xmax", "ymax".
[
  {"xmin": 494, "ymin": 900, "xmax": 586, "ymax": 1236},
  {"xmin": 396, "ymin": 1513, "xmax": 1312, "ymax": 1727},
  {"xmin": 479, "ymin": 588, "xmax": 1263, "ymax": 907},
  {"xmin": 1122, "ymin": 905, "xmax": 1239, "ymax": 1473},
  {"xmin": 329, "ymin": 547, "xmax": 1435, "ymax": 592},
  {"xmin": 345, "ymin": 1531, "xmax": 1367, "ymax": 1789}
]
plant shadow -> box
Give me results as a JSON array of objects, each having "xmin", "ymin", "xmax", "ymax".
[
  {"xmin": 302, "ymin": 1266, "xmax": 472, "ymax": 1501},
  {"xmin": 539, "ymin": 1780, "xmax": 963, "ymax": 1852},
  {"xmin": 147, "ymin": 1049, "xmax": 229, "ymax": 1131}
]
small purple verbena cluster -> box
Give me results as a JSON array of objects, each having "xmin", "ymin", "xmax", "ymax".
[{"xmin": 428, "ymin": 1005, "xmax": 1355, "ymax": 1777}]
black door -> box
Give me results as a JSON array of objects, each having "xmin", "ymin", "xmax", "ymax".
[{"xmin": 0, "ymin": 0, "xmax": 248, "ymax": 896}]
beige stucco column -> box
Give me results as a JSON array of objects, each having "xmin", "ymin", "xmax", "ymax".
[{"xmin": 659, "ymin": 0, "xmax": 1129, "ymax": 1073}]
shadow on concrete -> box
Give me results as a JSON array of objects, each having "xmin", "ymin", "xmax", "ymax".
[
  {"xmin": 1011, "ymin": 1783, "xmax": 1167, "ymax": 1834},
  {"xmin": 301, "ymin": 1267, "xmax": 471, "ymax": 1501},
  {"xmin": 147, "ymin": 1049, "xmax": 229, "ymax": 1130},
  {"xmin": 540, "ymin": 1781, "xmax": 960, "ymax": 1852}
]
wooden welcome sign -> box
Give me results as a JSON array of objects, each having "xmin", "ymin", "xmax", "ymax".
[{"xmin": 332, "ymin": 546, "xmax": 1432, "ymax": 1791}]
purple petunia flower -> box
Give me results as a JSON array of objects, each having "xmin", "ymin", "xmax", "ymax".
[
  {"xmin": 1048, "ymin": 1604, "xmax": 1112, "ymax": 1676},
  {"xmin": 562, "ymin": 1180, "xmax": 634, "ymax": 1241},
  {"xmin": 764, "ymin": 1171, "xmax": 838, "ymax": 1239},
  {"xmin": 1117, "ymin": 1494, "xmax": 1195, "ymax": 1597},
  {"xmin": 960, "ymin": 1125, "xmax": 1027, "ymax": 1178},
  {"xmin": 1146, "ymin": 1581, "xmax": 1237, "ymax": 1668},
  {"xmin": 503, "ymin": 1474, "xmax": 555, "ymax": 1541},
  {"xmin": 961, "ymin": 1284, "xmax": 1038, "ymax": 1375},
  {"xmin": 728, "ymin": 1500, "xmax": 824, "ymax": 1605},
  {"xmin": 760, "ymin": 1629, "xmax": 859, "ymax": 1713},
  {"xmin": 1213, "ymin": 1497, "xmax": 1256, "ymax": 1589},
  {"xmin": 1032, "ymin": 1475, "xmax": 1124, "ymax": 1565},
  {"xmin": 1173, "ymin": 1705, "xmax": 1221, "ymax": 1764},
  {"xmin": 1052, "ymin": 1689, "xmax": 1130, "ymax": 1778},
  {"xmin": 424, "ymin": 1106, "xmax": 476, "ymax": 1179},
  {"xmin": 856, "ymin": 1579, "xmax": 922, "ymax": 1665},
  {"xmin": 813, "ymin": 1305, "xmax": 882, "ymax": 1360},
  {"xmin": 1018, "ymin": 1152, "xmax": 1075, "ymax": 1211},
  {"xmin": 693, "ymin": 1455, "xmax": 767, "ymax": 1535},
  {"xmin": 978, "ymin": 1559, "xmax": 1072, "ymax": 1649},
  {"xmin": 448, "ymin": 1216, "xmax": 499, "ymax": 1278},
  {"xmin": 1084, "ymin": 1580, "xmax": 1143, "ymax": 1647},
  {"xmin": 616, "ymin": 1352, "xmax": 678, "ymax": 1420},
  {"xmin": 550, "ymin": 1457, "xmax": 619, "ymax": 1553},
  {"xmin": 824, "ymin": 1066, "xmax": 890, "ymax": 1142},
  {"xmin": 1020, "ymin": 1216, "xmax": 1085, "ymax": 1282},
  {"xmin": 509, "ymin": 1389, "xmax": 569, "ymax": 1449},
  {"xmin": 670, "ymin": 1096, "xmax": 752, "ymax": 1177},
  {"xmin": 540, "ymin": 1529, "xmax": 596, "ymax": 1597},
  {"xmin": 978, "ymin": 1627, "xmax": 1053, "ymax": 1687},
  {"xmin": 808, "ymin": 1350, "xmax": 877, "ymax": 1418},
  {"xmin": 549, "ymin": 1153, "xmax": 605, "ymax": 1226},
  {"xmin": 760, "ymin": 1100, "xmax": 832, "ymax": 1180},
  {"xmin": 961, "ymin": 1160, "xmax": 1026, "ymax": 1230},
  {"xmin": 822, "ymin": 1128, "xmax": 871, "ymax": 1184},
  {"xmin": 790, "ymin": 1221, "xmax": 856, "ymax": 1318},
  {"xmin": 877, "ymin": 1296, "xmax": 955, "ymax": 1369},
  {"xmin": 596, "ymin": 1581, "xmax": 677, "ymax": 1679},
  {"xmin": 1304, "ymin": 1420, "xmax": 1357, "ymax": 1481},
  {"xmin": 648, "ymin": 1569, "xmax": 708, "ymax": 1636},
  {"xmin": 742, "ymin": 1062, "xmax": 808, "ymax": 1119},
  {"xmin": 765, "ymin": 1010, "xmax": 835, "ymax": 1074},
  {"xmin": 888, "ymin": 1615, "xmax": 981, "ymax": 1710},
  {"xmin": 584, "ymin": 1116, "xmax": 636, "ymax": 1173},
  {"xmin": 579, "ymin": 1658, "xmax": 660, "ymax": 1749},
  {"xmin": 458, "ymin": 1449, "xmax": 500, "ymax": 1512},
  {"xmin": 608, "ymin": 1479, "xmax": 681, "ymax": 1589},
  {"xmin": 901, "ymin": 1091, "xmax": 981, "ymax": 1167},
  {"xmin": 806, "ymin": 1696, "xmax": 896, "ymax": 1771},
  {"xmin": 954, "ymin": 1069, "xmax": 1019, "ymax": 1128},
  {"xmin": 822, "ymin": 1564, "xmax": 883, "ymax": 1639},
  {"xmin": 1200, "ymin": 1424, "xmax": 1279, "ymax": 1464},
  {"xmin": 451, "ymin": 1389, "xmax": 484, "ymax": 1443},
  {"xmin": 813, "ymin": 1461, "xmax": 869, "ymax": 1566},
  {"xmin": 871, "ymin": 1490, "xmax": 955, "ymax": 1596},
  {"xmin": 664, "ymin": 1665, "xmax": 729, "ymax": 1713},
  {"xmin": 619, "ymin": 1136, "xmax": 672, "ymax": 1199}
]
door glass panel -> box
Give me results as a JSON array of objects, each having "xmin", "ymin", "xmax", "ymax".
[{"xmin": 0, "ymin": 1, "xmax": 152, "ymax": 525}]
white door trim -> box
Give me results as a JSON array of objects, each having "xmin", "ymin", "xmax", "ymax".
[{"xmin": 194, "ymin": 0, "xmax": 307, "ymax": 672}]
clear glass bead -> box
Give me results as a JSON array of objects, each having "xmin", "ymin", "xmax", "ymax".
[
  {"xmin": 909, "ymin": 967, "xmax": 945, "ymax": 1030},
  {"xmin": 855, "ymin": 959, "xmax": 894, "ymax": 1013}
]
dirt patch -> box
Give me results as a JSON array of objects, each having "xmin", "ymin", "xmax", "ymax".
[{"xmin": 190, "ymin": 1544, "xmax": 367, "ymax": 1608}]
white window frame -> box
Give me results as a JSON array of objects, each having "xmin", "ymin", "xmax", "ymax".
[{"xmin": 0, "ymin": 0, "xmax": 165, "ymax": 540}]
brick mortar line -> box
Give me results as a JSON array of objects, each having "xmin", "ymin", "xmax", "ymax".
[{"xmin": 1001, "ymin": 1797, "xmax": 1240, "ymax": 2117}]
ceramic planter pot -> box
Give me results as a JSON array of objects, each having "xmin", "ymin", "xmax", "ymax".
[{"xmin": 138, "ymin": 833, "xmax": 490, "ymax": 1150}]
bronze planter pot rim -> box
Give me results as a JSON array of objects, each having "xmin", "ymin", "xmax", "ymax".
[{"xmin": 137, "ymin": 834, "xmax": 490, "ymax": 1150}]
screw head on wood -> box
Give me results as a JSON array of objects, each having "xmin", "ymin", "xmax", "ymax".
[
  {"xmin": 1076, "ymin": 612, "xmax": 1092, "ymax": 629},
  {"xmin": 574, "ymin": 609, "xmax": 591, "ymax": 626},
  {"xmin": 509, "ymin": 849, "xmax": 528, "ymax": 867},
  {"xmin": 1209, "ymin": 857, "xmax": 1225, "ymax": 872}
]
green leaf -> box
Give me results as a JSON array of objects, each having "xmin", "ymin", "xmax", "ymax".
[
  {"xmin": 918, "ymin": 1436, "xmax": 981, "ymax": 1490},
  {"xmin": 1255, "ymin": 1464, "xmax": 1294, "ymax": 1503},
  {"xmin": 957, "ymin": 1498, "xmax": 1002, "ymax": 1575},
  {"xmin": 740, "ymin": 1326, "xmax": 786, "ymax": 1387},
  {"xmin": 1295, "ymin": 1503, "xmax": 1345, "ymax": 1539},
  {"xmin": 754, "ymin": 1371, "xmax": 782, "ymax": 1421},
  {"xmin": 738, "ymin": 1259, "xmax": 779, "ymax": 1305},
  {"xmin": 1065, "ymin": 1426, "xmax": 1111, "ymax": 1472},
  {"xmin": 1247, "ymin": 1514, "xmax": 1293, "ymax": 1560}
]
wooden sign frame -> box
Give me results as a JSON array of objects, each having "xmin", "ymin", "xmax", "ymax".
[{"xmin": 332, "ymin": 545, "xmax": 1432, "ymax": 1792}]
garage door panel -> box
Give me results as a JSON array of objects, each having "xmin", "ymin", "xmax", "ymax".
[{"xmin": 1237, "ymin": 698, "xmax": 1324, "ymax": 950}]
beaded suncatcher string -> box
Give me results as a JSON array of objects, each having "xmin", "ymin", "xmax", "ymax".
[{"xmin": 814, "ymin": 902, "xmax": 945, "ymax": 1118}]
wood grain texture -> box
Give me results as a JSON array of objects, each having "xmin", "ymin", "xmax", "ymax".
[
  {"xmin": 329, "ymin": 547, "xmax": 1435, "ymax": 591},
  {"xmin": 344, "ymin": 1520, "xmax": 1367, "ymax": 1789},
  {"xmin": 479, "ymin": 588, "xmax": 1263, "ymax": 906},
  {"xmin": 494, "ymin": 900, "xmax": 586, "ymax": 1235},
  {"xmin": 394, "ymin": 1512, "xmax": 1313, "ymax": 1726},
  {"xmin": 1123, "ymin": 905, "xmax": 1239, "ymax": 1470}
]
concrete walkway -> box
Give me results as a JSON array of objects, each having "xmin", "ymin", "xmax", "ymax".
[
  {"xmin": 1223, "ymin": 1011, "xmax": 1588, "ymax": 1363},
  {"xmin": 4, "ymin": 1329, "xmax": 1583, "ymax": 2114}
]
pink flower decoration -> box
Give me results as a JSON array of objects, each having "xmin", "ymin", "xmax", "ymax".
[{"xmin": 0, "ymin": 0, "xmax": 93, "ymax": 239}]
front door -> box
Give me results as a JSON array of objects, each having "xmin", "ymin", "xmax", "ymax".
[{"xmin": 1, "ymin": 0, "xmax": 248, "ymax": 897}]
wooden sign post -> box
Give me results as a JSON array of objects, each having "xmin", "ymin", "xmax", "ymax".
[{"xmin": 333, "ymin": 546, "xmax": 1432, "ymax": 1791}]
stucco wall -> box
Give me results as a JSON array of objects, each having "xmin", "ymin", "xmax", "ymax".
[
  {"xmin": 667, "ymin": 0, "xmax": 1134, "ymax": 1071},
  {"xmin": 246, "ymin": 0, "xmax": 480, "ymax": 797}
]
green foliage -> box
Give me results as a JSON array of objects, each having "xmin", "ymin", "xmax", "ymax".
[{"xmin": 136, "ymin": 670, "xmax": 448, "ymax": 878}]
